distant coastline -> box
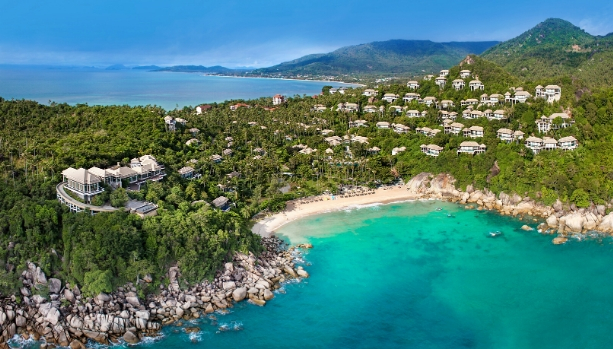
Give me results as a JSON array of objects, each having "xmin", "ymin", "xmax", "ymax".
[{"xmin": 191, "ymin": 73, "xmax": 366, "ymax": 87}]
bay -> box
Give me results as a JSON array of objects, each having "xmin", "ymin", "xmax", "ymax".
[
  {"xmin": 11, "ymin": 201, "xmax": 613, "ymax": 349},
  {"xmin": 0, "ymin": 65, "xmax": 356, "ymax": 110}
]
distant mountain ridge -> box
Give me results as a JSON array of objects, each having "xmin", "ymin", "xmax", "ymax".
[
  {"xmin": 481, "ymin": 18, "xmax": 613, "ymax": 86},
  {"xmin": 153, "ymin": 65, "xmax": 250, "ymax": 73},
  {"xmin": 251, "ymin": 40, "xmax": 499, "ymax": 77}
]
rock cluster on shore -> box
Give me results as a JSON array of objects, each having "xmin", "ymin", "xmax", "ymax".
[
  {"xmin": 0, "ymin": 237, "xmax": 309, "ymax": 347},
  {"xmin": 406, "ymin": 172, "xmax": 613, "ymax": 241}
]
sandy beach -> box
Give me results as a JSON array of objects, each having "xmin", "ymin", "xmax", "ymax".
[{"xmin": 252, "ymin": 185, "xmax": 420, "ymax": 237}]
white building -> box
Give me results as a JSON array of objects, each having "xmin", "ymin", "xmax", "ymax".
[
  {"xmin": 403, "ymin": 93, "xmax": 420, "ymax": 102},
  {"xmin": 445, "ymin": 122, "xmax": 465, "ymax": 135},
  {"xmin": 376, "ymin": 121, "xmax": 390, "ymax": 129},
  {"xmin": 273, "ymin": 94, "xmax": 285, "ymax": 105},
  {"xmin": 457, "ymin": 141, "xmax": 486, "ymax": 155},
  {"xmin": 525, "ymin": 136, "xmax": 544, "ymax": 154},
  {"xmin": 420, "ymin": 144, "xmax": 443, "ymax": 157},
  {"xmin": 469, "ymin": 80, "xmax": 485, "ymax": 91},
  {"xmin": 463, "ymin": 126, "xmax": 484, "ymax": 138},
  {"xmin": 452, "ymin": 79, "xmax": 465, "ymax": 90},
  {"xmin": 407, "ymin": 110, "xmax": 421, "ymax": 118},
  {"xmin": 362, "ymin": 89, "xmax": 377, "ymax": 97},
  {"xmin": 382, "ymin": 93, "xmax": 399, "ymax": 103},
  {"xmin": 536, "ymin": 113, "xmax": 573, "ymax": 133},
  {"xmin": 422, "ymin": 96, "xmax": 437, "ymax": 107},
  {"xmin": 536, "ymin": 85, "xmax": 561, "ymax": 103},
  {"xmin": 392, "ymin": 123, "xmax": 410, "ymax": 134},
  {"xmin": 407, "ymin": 81, "xmax": 420, "ymax": 89},
  {"xmin": 558, "ymin": 136, "xmax": 578, "ymax": 150}
]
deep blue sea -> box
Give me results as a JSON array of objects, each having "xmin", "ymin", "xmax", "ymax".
[
  {"xmin": 0, "ymin": 65, "xmax": 354, "ymax": 110},
  {"xmin": 14, "ymin": 200, "xmax": 610, "ymax": 349}
]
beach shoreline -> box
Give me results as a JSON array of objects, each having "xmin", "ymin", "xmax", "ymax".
[
  {"xmin": 193, "ymin": 73, "xmax": 366, "ymax": 87},
  {"xmin": 252, "ymin": 186, "xmax": 419, "ymax": 237}
]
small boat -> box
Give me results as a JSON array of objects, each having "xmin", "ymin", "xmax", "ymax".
[
  {"xmin": 488, "ymin": 231, "xmax": 503, "ymax": 238},
  {"xmin": 447, "ymin": 214, "xmax": 454, "ymax": 218},
  {"xmin": 435, "ymin": 208, "xmax": 442, "ymax": 211}
]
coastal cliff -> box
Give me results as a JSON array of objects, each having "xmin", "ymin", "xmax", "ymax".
[
  {"xmin": 0, "ymin": 237, "xmax": 310, "ymax": 347},
  {"xmin": 406, "ymin": 173, "xmax": 613, "ymax": 238}
]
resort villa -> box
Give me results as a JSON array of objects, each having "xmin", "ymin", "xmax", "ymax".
[
  {"xmin": 457, "ymin": 141, "xmax": 486, "ymax": 155},
  {"xmin": 272, "ymin": 94, "xmax": 285, "ymax": 105},
  {"xmin": 444, "ymin": 122, "xmax": 465, "ymax": 135},
  {"xmin": 535, "ymin": 85, "xmax": 562, "ymax": 103},
  {"xmin": 452, "ymin": 79, "xmax": 465, "ymax": 90},
  {"xmin": 403, "ymin": 93, "xmax": 420, "ymax": 102},
  {"xmin": 382, "ymin": 93, "xmax": 399, "ymax": 103},
  {"xmin": 536, "ymin": 113, "xmax": 573, "ymax": 133},
  {"xmin": 460, "ymin": 70, "xmax": 471, "ymax": 78},
  {"xmin": 497, "ymin": 128, "xmax": 524, "ymax": 142},
  {"xmin": 420, "ymin": 144, "xmax": 444, "ymax": 157},
  {"xmin": 57, "ymin": 155, "xmax": 165, "ymax": 213},
  {"xmin": 362, "ymin": 89, "xmax": 377, "ymax": 96},
  {"xmin": 407, "ymin": 81, "xmax": 420, "ymax": 89},
  {"xmin": 463, "ymin": 126, "xmax": 484, "ymax": 138},
  {"xmin": 469, "ymin": 80, "xmax": 485, "ymax": 91}
]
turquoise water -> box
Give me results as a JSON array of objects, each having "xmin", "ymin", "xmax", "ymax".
[
  {"xmin": 15, "ymin": 201, "xmax": 613, "ymax": 348},
  {"xmin": 0, "ymin": 66, "xmax": 354, "ymax": 110}
]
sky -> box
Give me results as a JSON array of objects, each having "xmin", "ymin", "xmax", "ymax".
[{"xmin": 1, "ymin": 0, "xmax": 612, "ymax": 68}]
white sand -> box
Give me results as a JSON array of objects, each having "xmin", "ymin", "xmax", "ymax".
[{"xmin": 251, "ymin": 186, "xmax": 420, "ymax": 237}]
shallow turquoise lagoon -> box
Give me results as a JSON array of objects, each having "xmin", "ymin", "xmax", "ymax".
[{"xmin": 18, "ymin": 201, "xmax": 613, "ymax": 348}]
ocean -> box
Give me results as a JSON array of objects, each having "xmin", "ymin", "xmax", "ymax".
[
  {"xmin": 14, "ymin": 200, "xmax": 609, "ymax": 349},
  {"xmin": 0, "ymin": 65, "xmax": 355, "ymax": 110}
]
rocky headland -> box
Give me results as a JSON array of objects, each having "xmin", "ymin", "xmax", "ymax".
[
  {"xmin": 0, "ymin": 237, "xmax": 310, "ymax": 348},
  {"xmin": 406, "ymin": 172, "xmax": 613, "ymax": 243}
]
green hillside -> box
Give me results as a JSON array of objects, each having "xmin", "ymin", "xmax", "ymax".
[
  {"xmin": 481, "ymin": 18, "xmax": 613, "ymax": 86},
  {"xmin": 252, "ymin": 40, "xmax": 498, "ymax": 77}
]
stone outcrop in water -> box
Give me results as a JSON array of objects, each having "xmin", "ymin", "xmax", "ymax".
[
  {"xmin": 405, "ymin": 172, "xmax": 613, "ymax": 240},
  {"xmin": 0, "ymin": 237, "xmax": 309, "ymax": 346}
]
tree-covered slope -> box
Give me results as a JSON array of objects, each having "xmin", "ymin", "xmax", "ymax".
[
  {"xmin": 481, "ymin": 18, "xmax": 613, "ymax": 86},
  {"xmin": 253, "ymin": 40, "xmax": 498, "ymax": 77}
]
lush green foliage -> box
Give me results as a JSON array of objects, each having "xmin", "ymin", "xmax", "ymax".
[
  {"xmin": 482, "ymin": 18, "xmax": 613, "ymax": 87},
  {"xmin": 2, "ymin": 54, "xmax": 613, "ymax": 296}
]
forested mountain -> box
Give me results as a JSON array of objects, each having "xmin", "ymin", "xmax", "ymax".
[
  {"xmin": 481, "ymin": 18, "xmax": 613, "ymax": 86},
  {"xmin": 251, "ymin": 40, "xmax": 498, "ymax": 77}
]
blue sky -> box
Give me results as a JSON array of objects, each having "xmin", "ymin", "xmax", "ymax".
[{"xmin": 1, "ymin": 0, "xmax": 612, "ymax": 67}]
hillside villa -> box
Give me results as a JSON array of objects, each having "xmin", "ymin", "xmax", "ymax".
[
  {"xmin": 469, "ymin": 80, "xmax": 485, "ymax": 91},
  {"xmin": 420, "ymin": 144, "xmax": 443, "ymax": 157},
  {"xmin": 57, "ymin": 155, "xmax": 165, "ymax": 213},
  {"xmin": 403, "ymin": 93, "xmax": 420, "ymax": 102},
  {"xmin": 463, "ymin": 126, "xmax": 484, "ymax": 138},
  {"xmin": 536, "ymin": 113, "xmax": 573, "ymax": 133},
  {"xmin": 452, "ymin": 79, "xmax": 465, "ymax": 90},
  {"xmin": 362, "ymin": 89, "xmax": 377, "ymax": 96},
  {"xmin": 536, "ymin": 85, "xmax": 561, "ymax": 103},
  {"xmin": 497, "ymin": 128, "xmax": 524, "ymax": 142},
  {"xmin": 273, "ymin": 94, "xmax": 285, "ymax": 105},
  {"xmin": 457, "ymin": 141, "xmax": 486, "ymax": 155},
  {"xmin": 407, "ymin": 81, "xmax": 420, "ymax": 89},
  {"xmin": 459, "ymin": 70, "xmax": 471, "ymax": 78},
  {"xmin": 382, "ymin": 93, "xmax": 399, "ymax": 103}
]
